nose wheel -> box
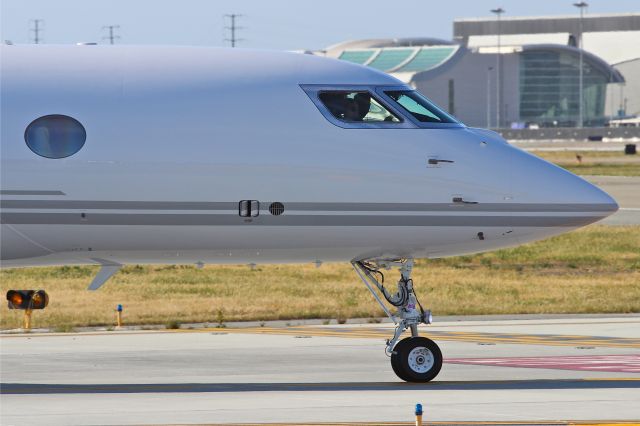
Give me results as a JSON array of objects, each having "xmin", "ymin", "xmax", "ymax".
[
  {"xmin": 352, "ymin": 259, "xmax": 442, "ymax": 383},
  {"xmin": 391, "ymin": 336, "xmax": 443, "ymax": 382}
]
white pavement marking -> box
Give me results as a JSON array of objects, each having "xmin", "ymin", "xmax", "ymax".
[{"xmin": 446, "ymin": 355, "xmax": 640, "ymax": 373}]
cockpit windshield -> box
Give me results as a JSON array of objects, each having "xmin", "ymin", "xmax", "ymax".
[{"xmin": 385, "ymin": 90, "xmax": 459, "ymax": 124}]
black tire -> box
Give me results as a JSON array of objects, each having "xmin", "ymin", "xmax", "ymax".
[
  {"xmin": 390, "ymin": 337, "xmax": 442, "ymax": 383},
  {"xmin": 390, "ymin": 348, "xmax": 407, "ymax": 381}
]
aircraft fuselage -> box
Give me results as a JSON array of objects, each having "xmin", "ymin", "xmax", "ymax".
[{"xmin": 0, "ymin": 45, "xmax": 618, "ymax": 267}]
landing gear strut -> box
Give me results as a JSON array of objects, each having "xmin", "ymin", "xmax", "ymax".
[{"xmin": 352, "ymin": 259, "xmax": 443, "ymax": 382}]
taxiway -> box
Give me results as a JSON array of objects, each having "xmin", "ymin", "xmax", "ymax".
[{"xmin": 2, "ymin": 315, "xmax": 639, "ymax": 425}]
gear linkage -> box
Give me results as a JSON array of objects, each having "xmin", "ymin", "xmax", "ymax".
[{"xmin": 352, "ymin": 259, "xmax": 432, "ymax": 356}]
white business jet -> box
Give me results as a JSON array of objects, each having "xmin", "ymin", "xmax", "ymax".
[{"xmin": 0, "ymin": 44, "xmax": 618, "ymax": 382}]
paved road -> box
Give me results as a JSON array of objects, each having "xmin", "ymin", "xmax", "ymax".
[
  {"xmin": 2, "ymin": 316, "xmax": 639, "ymax": 425},
  {"xmin": 511, "ymin": 140, "xmax": 637, "ymax": 151}
]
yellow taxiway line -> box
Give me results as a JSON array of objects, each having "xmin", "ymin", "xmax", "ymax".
[
  {"xmin": 172, "ymin": 326, "xmax": 640, "ymax": 349},
  {"xmin": 196, "ymin": 421, "xmax": 640, "ymax": 426},
  {"xmin": 3, "ymin": 325, "xmax": 640, "ymax": 349}
]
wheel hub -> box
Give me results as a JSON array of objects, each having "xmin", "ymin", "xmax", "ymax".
[{"xmin": 408, "ymin": 346, "xmax": 434, "ymax": 373}]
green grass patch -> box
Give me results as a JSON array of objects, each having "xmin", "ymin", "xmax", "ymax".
[
  {"xmin": 561, "ymin": 163, "xmax": 640, "ymax": 176},
  {"xmin": 530, "ymin": 150, "xmax": 640, "ymax": 176},
  {"xmin": 1, "ymin": 225, "xmax": 638, "ymax": 330}
]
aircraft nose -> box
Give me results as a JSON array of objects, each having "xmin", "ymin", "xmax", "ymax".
[
  {"xmin": 567, "ymin": 169, "xmax": 617, "ymax": 212},
  {"xmin": 555, "ymin": 171, "xmax": 618, "ymax": 228},
  {"xmin": 512, "ymin": 151, "xmax": 618, "ymax": 227},
  {"xmin": 555, "ymin": 165, "xmax": 618, "ymax": 209}
]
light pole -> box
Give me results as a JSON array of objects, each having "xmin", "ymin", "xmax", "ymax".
[
  {"xmin": 491, "ymin": 7, "xmax": 505, "ymax": 128},
  {"xmin": 573, "ymin": 2, "xmax": 588, "ymax": 128},
  {"xmin": 487, "ymin": 66, "xmax": 493, "ymax": 128}
]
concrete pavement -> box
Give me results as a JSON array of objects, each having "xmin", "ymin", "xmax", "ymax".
[{"xmin": 2, "ymin": 316, "xmax": 639, "ymax": 425}]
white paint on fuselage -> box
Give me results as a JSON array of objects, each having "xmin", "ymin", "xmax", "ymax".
[{"xmin": 0, "ymin": 45, "xmax": 617, "ymax": 267}]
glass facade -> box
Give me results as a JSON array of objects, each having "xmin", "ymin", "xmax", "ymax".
[{"xmin": 519, "ymin": 50, "xmax": 609, "ymax": 127}]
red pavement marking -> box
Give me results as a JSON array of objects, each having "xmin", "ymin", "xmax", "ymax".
[{"xmin": 445, "ymin": 354, "xmax": 640, "ymax": 373}]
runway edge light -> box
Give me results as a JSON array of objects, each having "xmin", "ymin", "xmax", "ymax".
[
  {"xmin": 415, "ymin": 403, "xmax": 423, "ymax": 426},
  {"xmin": 116, "ymin": 304, "xmax": 123, "ymax": 328},
  {"xmin": 6, "ymin": 290, "xmax": 49, "ymax": 310}
]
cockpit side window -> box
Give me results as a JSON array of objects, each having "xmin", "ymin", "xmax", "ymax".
[
  {"xmin": 318, "ymin": 91, "xmax": 401, "ymax": 123},
  {"xmin": 385, "ymin": 90, "xmax": 458, "ymax": 124}
]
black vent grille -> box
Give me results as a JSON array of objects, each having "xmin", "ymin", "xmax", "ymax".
[{"xmin": 269, "ymin": 202, "xmax": 285, "ymax": 216}]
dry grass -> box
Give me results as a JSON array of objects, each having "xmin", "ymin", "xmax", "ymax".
[
  {"xmin": 1, "ymin": 225, "xmax": 638, "ymax": 330},
  {"xmin": 531, "ymin": 150, "xmax": 640, "ymax": 176}
]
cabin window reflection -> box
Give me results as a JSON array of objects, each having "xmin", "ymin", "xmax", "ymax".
[
  {"xmin": 24, "ymin": 115, "xmax": 86, "ymax": 159},
  {"xmin": 385, "ymin": 91, "xmax": 458, "ymax": 124},
  {"xmin": 318, "ymin": 91, "xmax": 400, "ymax": 123}
]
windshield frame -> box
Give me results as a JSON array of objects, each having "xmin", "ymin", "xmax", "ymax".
[
  {"xmin": 300, "ymin": 84, "xmax": 416, "ymax": 129},
  {"xmin": 375, "ymin": 86, "xmax": 465, "ymax": 129}
]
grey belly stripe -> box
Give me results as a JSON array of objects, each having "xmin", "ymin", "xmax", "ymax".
[
  {"xmin": 0, "ymin": 213, "xmax": 602, "ymax": 227},
  {"xmin": 284, "ymin": 202, "xmax": 616, "ymax": 213},
  {"xmin": 0, "ymin": 190, "xmax": 66, "ymax": 196},
  {"xmin": 0, "ymin": 200, "xmax": 235, "ymax": 210},
  {"xmin": 0, "ymin": 200, "xmax": 617, "ymax": 213}
]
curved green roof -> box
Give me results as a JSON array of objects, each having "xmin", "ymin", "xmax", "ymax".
[
  {"xmin": 366, "ymin": 49, "xmax": 415, "ymax": 71},
  {"xmin": 338, "ymin": 50, "xmax": 376, "ymax": 65},
  {"xmin": 395, "ymin": 47, "xmax": 457, "ymax": 72},
  {"xmin": 336, "ymin": 46, "xmax": 458, "ymax": 74}
]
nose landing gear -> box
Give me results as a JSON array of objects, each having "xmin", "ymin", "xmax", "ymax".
[{"xmin": 352, "ymin": 259, "xmax": 443, "ymax": 382}]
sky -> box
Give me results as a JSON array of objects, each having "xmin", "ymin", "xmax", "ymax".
[{"xmin": 1, "ymin": 0, "xmax": 639, "ymax": 51}]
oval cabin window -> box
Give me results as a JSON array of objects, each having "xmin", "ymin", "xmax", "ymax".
[{"xmin": 24, "ymin": 115, "xmax": 86, "ymax": 159}]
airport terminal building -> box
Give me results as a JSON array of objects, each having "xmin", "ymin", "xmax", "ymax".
[{"xmin": 318, "ymin": 13, "xmax": 639, "ymax": 129}]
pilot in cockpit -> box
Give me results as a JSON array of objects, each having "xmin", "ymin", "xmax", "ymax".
[
  {"xmin": 320, "ymin": 92, "xmax": 371, "ymax": 122},
  {"xmin": 352, "ymin": 92, "xmax": 371, "ymax": 121}
]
